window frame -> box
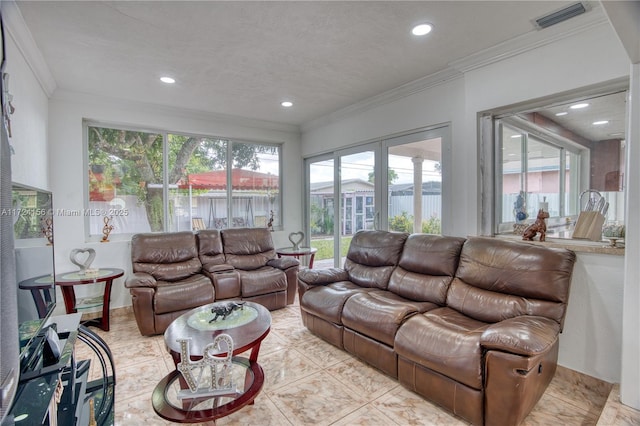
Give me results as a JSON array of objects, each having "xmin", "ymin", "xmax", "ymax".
[
  {"xmin": 479, "ymin": 81, "xmax": 628, "ymax": 239},
  {"xmin": 494, "ymin": 118, "xmax": 586, "ymax": 234},
  {"xmin": 83, "ymin": 120, "xmax": 283, "ymax": 240}
]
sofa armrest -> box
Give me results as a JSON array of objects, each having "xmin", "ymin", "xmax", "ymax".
[
  {"xmin": 480, "ymin": 316, "xmax": 560, "ymax": 357},
  {"xmin": 267, "ymin": 257, "xmax": 299, "ymax": 270},
  {"xmin": 202, "ymin": 263, "xmax": 235, "ymax": 274},
  {"xmin": 125, "ymin": 272, "xmax": 157, "ymax": 289},
  {"xmin": 298, "ymin": 267, "xmax": 349, "ymax": 285}
]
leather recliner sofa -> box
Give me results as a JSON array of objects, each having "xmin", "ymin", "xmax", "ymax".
[
  {"xmin": 298, "ymin": 230, "xmax": 576, "ymax": 426},
  {"xmin": 126, "ymin": 228, "xmax": 299, "ymax": 336}
]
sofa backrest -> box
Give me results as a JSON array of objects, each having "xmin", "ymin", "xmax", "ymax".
[
  {"xmin": 130, "ymin": 231, "xmax": 202, "ymax": 281},
  {"xmin": 448, "ymin": 237, "xmax": 576, "ymax": 329},
  {"xmin": 344, "ymin": 230, "xmax": 409, "ymax": 289},
  {"xmin": 196, "ymin": 230, "xmax": 226, "ymax": 267},
  {"xmin": 388, "ymin": 234, "xmax": 465, "ymax": 304},
  {"xmin": 221, "ymin": 228, "xmax": 276, "ymax": 270}
]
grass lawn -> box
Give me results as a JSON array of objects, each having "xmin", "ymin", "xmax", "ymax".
[{"xmin": 310, "ymin": 236, "xmax": 353, "ymax": 260}]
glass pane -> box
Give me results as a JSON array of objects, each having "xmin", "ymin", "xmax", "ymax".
[
  {"xmin": 388, "ymin": 137, "xmax": 442, "ymax": 234},
  {"xmin": 526, "ymin": 136, "xmax": 560, "ymax": 218},
  {"xmin": 87, "ymin": 126, "xmax": 163, "ymax": 234},
  {"xmin": 340, "ymin": 151, "xmax": 375, "ymax": 264},
  {"xmin": 231, "ymin": 142, "xmax": 280, "ymax": 229},
  {"xmin": 502, "ymin": 127, "xmax": 525, "ymax": 224},
  {"xmin": 340, "ymin": 151, "xmax": 374, "ymax": 257},
  {"xmin": 167, "ymin": 135, "xmax": 228, "ymax": 232},
  {"xmin": 309, "ymin": 159, "xmax": 335, "ymax": 269}
]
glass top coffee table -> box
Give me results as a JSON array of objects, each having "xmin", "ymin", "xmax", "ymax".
[{"xmin": 153, "ymin": 301, "xmax": 271, "ymax": 423}]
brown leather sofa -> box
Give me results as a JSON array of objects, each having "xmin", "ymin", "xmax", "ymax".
[
  {"xmin": 298, "ymin": 231, "xmax": 576, "ymax": 426},
  {"xmin": 126, "ymin": 228, "xmax": 299, "ymax": 336}
]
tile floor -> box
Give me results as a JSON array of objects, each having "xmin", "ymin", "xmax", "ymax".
[{"xmin": 78, "ymin": 303, "xmax": 640, "ymax": 426}]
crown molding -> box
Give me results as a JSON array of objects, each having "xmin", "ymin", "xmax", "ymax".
[
  {"xmin": 448, "ymin": 3, "xmax": 610, "ymax": 73},
  {"xmin": 302, "ymin": 67, "xmax": 463, "ymax": 133},
  {"xmin": 51, "ymin": 89, "xmax": 301, "ymax": 135},
  {"xmin": 2, "ymin": 0, "xmax": 57, "ymax": 96}
]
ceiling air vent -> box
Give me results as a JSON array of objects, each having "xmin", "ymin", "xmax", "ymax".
[{"xmin": 534, "ymin": 2, "xmax": 587, "ymax": 29}]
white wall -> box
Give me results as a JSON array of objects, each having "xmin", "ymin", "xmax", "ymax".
[
  {"xmin": 301, "ymin": 22, "xmax": 631, "ymax": 383},
  {"xmin": 47, "ymin": 90, "xmax": 302, "ymax": 311},
  {"xmin": 4, "ymin": 31, "xmax": 49, "ymax": 188}
]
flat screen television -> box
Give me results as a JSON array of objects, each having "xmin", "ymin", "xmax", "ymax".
[{"xmin": 12, "ymin": 183, "xmax": 57, "ymax": 361}]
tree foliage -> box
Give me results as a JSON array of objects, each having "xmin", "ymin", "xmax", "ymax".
[
  {"xmin": 368, "ymin": 168, "xmax": 398, "ymax": 184},
  {"xmin": 88, "ymin": 127, "xmax": 270, "ymax": 231}
]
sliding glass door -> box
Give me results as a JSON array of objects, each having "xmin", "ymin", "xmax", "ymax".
[{"xmin": 305, "ymin": 125, "xmax": 449, "ymax": 268}]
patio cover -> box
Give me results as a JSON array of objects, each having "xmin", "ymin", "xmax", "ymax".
[{"xmin": 179, "ymin": 168, "xmax": 278, "ymax": 190}]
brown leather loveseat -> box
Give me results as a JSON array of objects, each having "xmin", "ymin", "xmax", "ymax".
[
  {"xmin": 298, "ymin": 230, "xmax": 576, "ymax": 426},
  {"xmin": 126, "ymin": 228, "xmax": 299, "ymax": 336}
]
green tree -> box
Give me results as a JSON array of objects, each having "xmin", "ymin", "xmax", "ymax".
[
  {"xmin": 368, "ymin": 168, "xmax": 398, "ymax": 184},
  {"xmin": 88, "ymin": 128, "xmax": 270, "ymax": 231}
]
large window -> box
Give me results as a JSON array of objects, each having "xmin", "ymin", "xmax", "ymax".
[{"xmin": 86, "ymin": 123, "xmax": 281, "ymax": 237}]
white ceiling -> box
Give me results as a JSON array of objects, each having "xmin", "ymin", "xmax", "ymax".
[{"xmin": 14, "ymin": 0, "xmax": 624, "ymax": 138}]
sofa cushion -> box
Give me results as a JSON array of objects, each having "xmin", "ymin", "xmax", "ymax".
[
  {"xmin": 131, "ymin": 232, "xmax": 202, "ymax": 281},
  {"xmin": 239, "ymin": 267, "xmax": 287, "ymax": 297},
  {"xmin": 342, "ymin": 291, "xmax": 437, "ymax": 346},
  {"xmin": 153, "ymin": 274, "xmax": 214, "ymax": 314},
  {"xmin": 197, "ymin": 229, "xmax": 226, "ymax": 267},
  {"xmin": 395, "ymin": 307, "xmax": 490, "ymax": 390},
  {"xmin": 450, "ymin": 237, "xmax": 576, "ymax": 327},
  {"xmin": 388, "ymin": 234, "xmax": 465, "ymax": 304},
  {"xmin": 344, "ymin": 230, "xmax": 409, "ymax": 289},
  {"xmin": 300, "ymin": 282, "xmax": 372, "ymax": 324},
  {"xmin": 222, "ymin": 228, "xmax": 277, "ymax": 270}
]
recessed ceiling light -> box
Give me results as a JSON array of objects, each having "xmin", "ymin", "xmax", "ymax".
[
  {"xmin": 412, "ymin": 23, "xmax": 433, "ymax": 36},
  {"xmin": 160, "ymin": 76, "xmax": 175, "ymax": 84},
  {"xmin": 510, "ymin": 135, "xmax": 522, "ymax": 138},
  {"xmin": 281, "ymin": 101, "xmax": 293, "ymax": 108},
  {"xmin": 593, "ymin": 120, "xmax": 609, "ymax": 125},
  {"xmin": 555, "ymin": 112, "xmax": 568, "ymax": 116},
  {"xmin": 569, "ymin": 103, "xmax": 589, "ymax": 109}
]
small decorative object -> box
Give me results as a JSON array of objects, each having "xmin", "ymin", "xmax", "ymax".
[
  {"xmin": 209, "ymin": 301, "xmax": 245, "ymax": 323},
  {"xmin": 539, "ymin": 196, "xmax": 549, "ymax": 213},
  {"xmin": 603, "ymin": 224, "xmax": 625, "ymax": 247},
  {"xmin": 101, "ymin": 215, "xmax": 114, "ymax": 242},
  {"xmin": 41, "ymin": 217, "xmax": 54, "ymax": 245},
  {"xmin": 288, "ymin": 231, "xmax": 304, "ymax": 251},
  {"xmin": 522, "ymin": 209, "xmax": 549, "ymax": 242},
  {"xmin": 70, "ymin": 248, "xmax": 96, "ymax": 273},
  {"xmin": 513, "ymin": 191, "xmax": 528, "ymax": 222},
  {"xmin": 513, "ymin": 222, "xmax": 529, "ymax": 236},
  {"xmin": 267, "ymin": 210, "xmax": 274, "ymax": 232},
  {"xmin": 176, "ymin": 334, "xmax": 237, "ymax": 399}
]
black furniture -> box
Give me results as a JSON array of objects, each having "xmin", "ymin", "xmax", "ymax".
[{"xmin": 6, "ymin": 314, "xmax": 115, "ymax": 425}]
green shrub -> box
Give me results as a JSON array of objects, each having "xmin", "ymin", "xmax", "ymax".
[
  {"xmin": 422, "ymin": 214, "xmax": 442, "ymax": 234},
  {"xmin": 389, "ymin": 211, "xmax": 413, "ymax": 233}
]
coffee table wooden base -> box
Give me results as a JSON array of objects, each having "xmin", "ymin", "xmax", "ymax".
[{"xmin": 152, "ymin": 357, "xmax": 264, "ymax": 423}]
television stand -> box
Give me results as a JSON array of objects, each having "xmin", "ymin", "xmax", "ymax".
[{"xmin": 5, "ymin": 314, "xmax": 115, "ymax": 425}]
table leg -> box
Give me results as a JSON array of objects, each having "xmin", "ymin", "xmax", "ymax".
[
  {"xmin": 61, "ymin": 286, "xmax": 77, "ymax": 314},
  {"xmin": 99, "ymin": 278, "xmax": 113, "ymax": 331},
  {"xmin": 308, "ymin": 253, "xmax": 316, "ymax": 269}
]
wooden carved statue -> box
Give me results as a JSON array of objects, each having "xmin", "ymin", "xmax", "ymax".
[{"xmin": 522, "ymin": 209, "xmax": 549, "ymax": 242}]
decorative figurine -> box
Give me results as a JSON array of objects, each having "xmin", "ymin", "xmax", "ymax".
[
  {"xmin": 522, "ymin": 209, "xmax": 549, "ymax": 242},
  {"xmin": 288, "ymin": 231, "xmax": 304, "ymax": 251},
  {"xmin": 69, "ymin": 248, "xmax": 96, "ymax": 273},
  {"xmin": 267, "ymin": 210, "xmax": 274, "ymax": 232},
  {"xmin": 176, "ymin": 334, "xmax": 236, "ymax": 399},
  {"xmin": 513, "ymin": 190, "xmax": 528, "ymax": 222},
  {"xmin": 41, "ymin": 217, "xmax": 54, "ymax": 245},
  {"xmin": 209, "ymin": 301, "xmax": 245, "ymax": 322},
  {"xmin": 101, "ymin": 215, "xmax": 114, "ymax": 242}
]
